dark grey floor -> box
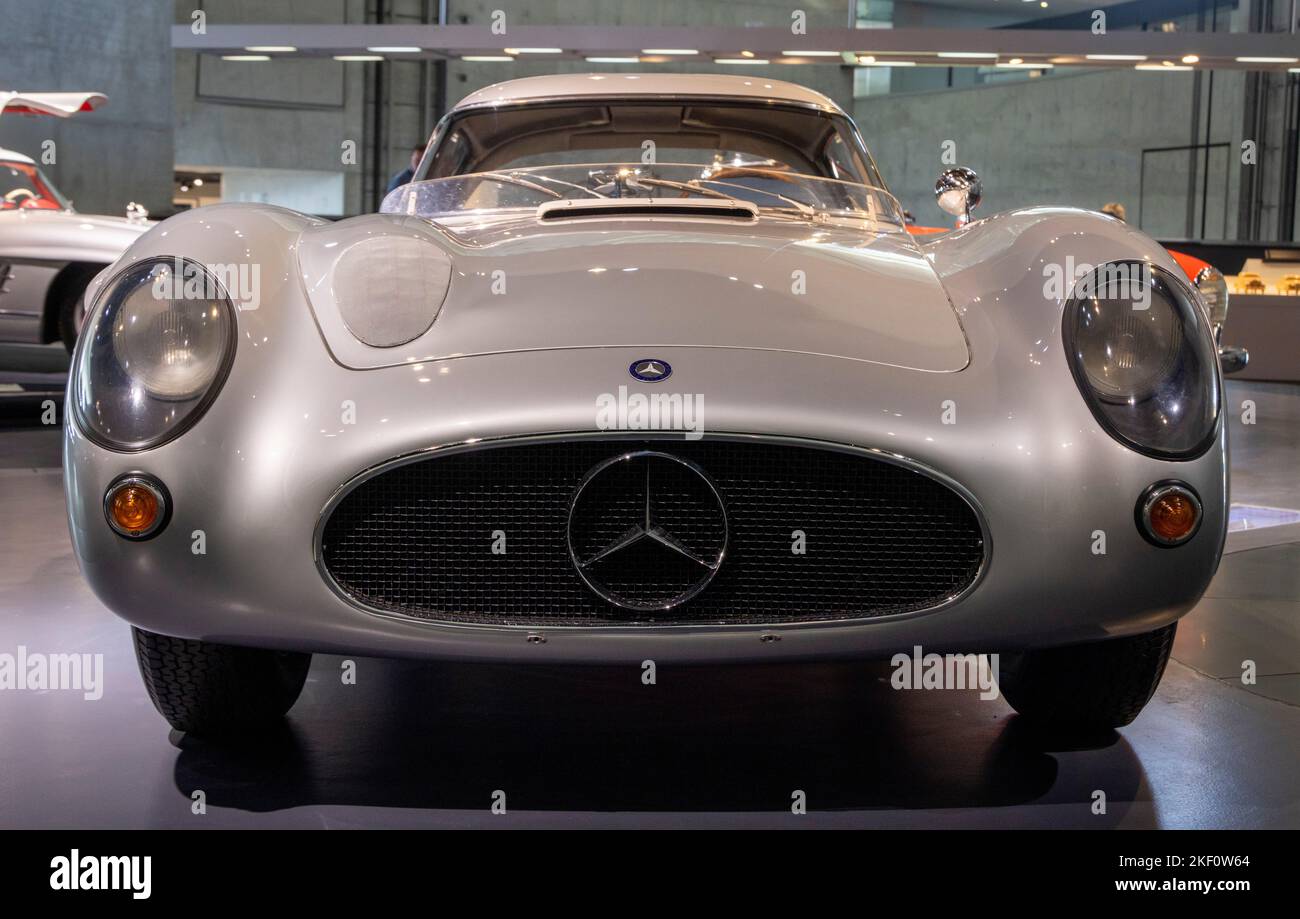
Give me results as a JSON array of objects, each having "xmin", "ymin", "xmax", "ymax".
[{"xmin": 0, "ymin": 370, "xmax": 1297, "ymax": 828}]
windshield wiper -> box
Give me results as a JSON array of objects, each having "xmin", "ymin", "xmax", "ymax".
[
  {"xmin": 530, "ymin": 174, "xmax": 610, "ymax": 198},
  {"xmin": 476, "ymin": 173, "xmax": 562, "ymax": 199},
  {"xmin": 478, "ymin": 172, "xmax": 607, "ymax": 199},
  {"xmin": 697, "ymin": 178, "xmax": 817, "ymax": 217},
  {"xmin": 627, "ymin": 177, "xmax": 733, "ymax": 200},
  {"xmin": 629, "ymin": 175, "xmax": 815, "ymax": 217}
]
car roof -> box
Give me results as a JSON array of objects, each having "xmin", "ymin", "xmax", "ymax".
[
  {"xmin": 451, "ymin": 73, "xmax": 844, "ymax": 114},
  {"xmin": 0, "ymin": 146, "xmax": 35, "ymax": 165}
]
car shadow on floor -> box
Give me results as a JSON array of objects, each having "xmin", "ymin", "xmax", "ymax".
[{"xmin": 169, "ymin": 656, "xmax": 1150, "ymax": 820}]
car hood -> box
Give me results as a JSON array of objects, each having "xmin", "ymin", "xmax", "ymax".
[
  {"xmin": 299, "ymin": 213, "xmax": 970, "ymax": 373},
  {"xmin": 0, "ymin": 209, "xmax": 152, "ymax": 262}
]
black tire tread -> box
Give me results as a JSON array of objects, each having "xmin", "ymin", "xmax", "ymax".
[
  {"xmin": 132, "ymin": 627, "xmax": 311, "ymax": 736},
  {"xmin": 998, "ymin": 623, "xmax": 1177, "ymax": 729}
]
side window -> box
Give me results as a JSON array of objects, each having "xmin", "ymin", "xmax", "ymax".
[
  {"xmin": 428, "ymin": 127, "xmax": 471, "ymax": 179},
  {"xmin": 823, "ymin": 134, "xmax": 857, "ymax": 182}
]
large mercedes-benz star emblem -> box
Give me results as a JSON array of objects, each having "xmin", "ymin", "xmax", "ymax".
[{"xmin": 567, "ymin": 450, "xmax": 727, "ymax": 611}]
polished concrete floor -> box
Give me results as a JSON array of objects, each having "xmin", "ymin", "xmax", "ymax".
[{"xmin": 0, "ymin": 372, "xmax": 1297, "ymax": 828}]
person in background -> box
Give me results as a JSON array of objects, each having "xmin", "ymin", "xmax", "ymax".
[
  {"xmin": 386, "ymin": 144, "xmax": 426, "ymax": 195},
  {"xmin": 1101, "ymin": 202, "xmax": 1127, "ymax": 223}
]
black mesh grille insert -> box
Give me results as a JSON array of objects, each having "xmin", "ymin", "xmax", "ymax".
[{"xmin": 320, "ymin": 439, "xmax": 985, "ymax": 626}]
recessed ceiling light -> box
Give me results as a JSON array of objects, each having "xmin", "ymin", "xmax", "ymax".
[
  {"xmin": 1237, "ymin": 56, "xmax": 1299, "ymax": 63},
  {"xmin": 221, "ymin": 55, "xmax": 270, "ymax": 61},
  {"xmin": 782, "ymin": 50, "xmax": 842, "ymax": 56},
  {"xmin": 740, "ymin": 50, "xmax": 755, "ymax": 58},
  {"xmin": 461, "ymin": 55, "xmax": 514, "ymax": 62},
  {"xmin": 586, "ymin": 57, "xmax": 639, "ymax": 63},
  {"xmin": 1136, "ymin": 63, "xmax": 1193, "ymax": 71},
  {"xmin": 715, "ymin": 58, "xmax": 769, "ymax": 65},
  {"xmin": 507, "ymin": 48, "xmax": 563, "ymax": 54},
  {"xmin": 642, "ymin": 49, "xmax": 697, "ymax": 55},
  {"xmin": 333, "ymin": 55, "xmax": 384, "ymax": 62},
  {"xmin": 1182, "ymin": 54, "xmax": 1200, "ymax": 64},
  {"xmin": 1086, "ymin": 54, "xmax": 1148, "ymax": 61},
  {"xmin": 367, "ymin": 46, "xmax": 422, "ymax": 53},
  {"xmin": 192, "ymin": 178, "xmax": 204, "ymax": 187},
  {"xmin": 244, "ymin": 46, "xmax": 295, "ymax": 53},
  {"xmin": 937, "ymin": 52, "xmax": 999, "ymax": 59}
]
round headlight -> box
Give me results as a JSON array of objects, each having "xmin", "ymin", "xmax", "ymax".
[
  {"xmin": 1064, "ymin": 261, "xmax": 1218, "ymax": 458},
  {"xmin": 73, "ymin": 257, "xmax": 235, "ymax": 451}
]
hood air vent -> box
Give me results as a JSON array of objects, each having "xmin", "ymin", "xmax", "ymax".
[{"xmin": 537, "ymin": 198, "xmax": 759, "ymax": 222}]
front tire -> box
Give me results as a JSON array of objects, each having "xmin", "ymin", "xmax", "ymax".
[
  {"xmin": 55, "ymin": 267, "xmax": 98, "ymax": 353},
  {"xmin": 997, "ymin": 623, "xmax": 1177, "ymax": 730},
  {"xmin": 132, "ymin": 627, "xmax": 312, "ymax": 736}
]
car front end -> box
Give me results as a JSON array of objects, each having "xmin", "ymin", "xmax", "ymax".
[
  {"xmin": 63, "ymin": 75, "xmax": 1228, "ymax": 734},
  {"xmin": 64, "ymin": 202, "xmax": 1226, "ymax": 667}
]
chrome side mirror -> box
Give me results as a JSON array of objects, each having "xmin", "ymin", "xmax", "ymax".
[
  {"xmin": 1219, "ymin": 345, "xmax": 1249, "ymax": 375},
  {"xmin": 935, "ymin": 167, "xmax": 982, "ymax": 226}
]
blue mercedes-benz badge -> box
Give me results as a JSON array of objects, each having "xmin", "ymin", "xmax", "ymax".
[{"xmin": 629, "ymin": 358, "xmax": 672, "ymax": 382}]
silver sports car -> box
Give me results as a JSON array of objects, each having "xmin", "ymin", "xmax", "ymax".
[
  {"xmin": 1, "ymin": 93, "xmax": 151, "ymax": 350},
  {"xmin": 64, "ymin": 74, "xmax": 1225, "ymax": 737}
]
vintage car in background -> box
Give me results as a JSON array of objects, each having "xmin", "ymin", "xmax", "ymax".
[
  {"xmin": 66, "ymin": 74, "xmax": 1226, "ymax": 739},
  {"xmin": 0, "ymin": 92, "xmax": 150, "ymax": 351},
  {"xmin": 914, "ymin": 168, "xmax": 1246, "ymax": 374}
]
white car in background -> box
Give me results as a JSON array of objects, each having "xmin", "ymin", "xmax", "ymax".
[{"xmin": 0, "ymin": 92, "xmax": 151, "ymax": 351}]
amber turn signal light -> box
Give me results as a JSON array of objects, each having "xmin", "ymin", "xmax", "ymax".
[
  {"xmin": 104, "ymin": 475, "xmax": 169, "ymax": 539},
  {"xmin": 1137, "ymin": 483, "xmax": 1202, "ymax": 547}
]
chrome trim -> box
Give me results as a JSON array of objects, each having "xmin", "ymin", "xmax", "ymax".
[
  {"xmin": 1192, "ymin": 266, "xmax": 1249, "ymax": 373},
  {"xmin": 1193, "ymin": 264, "xmax": 1229, "ymax": 339},
  {"xmin": 1193, "ymin": 265, "xmax": 1229, "ymax": 319},
  {"xmin": 1218, "ymin": 344, "xmax": 1249, "ymax": 375},
  {"xmin": 69, "ymin": 256, "xmax": 239, "ymax": 454},
  {"xmin": 1137, "ymin": 482, "xmax": 1203, "ymax": 547},
  {"xmin": 566, "ymin": 449, "xmax": 729, "ymax": 611},
  {"xmin": 1062, "ymin": 261, "xmax": 1222, "ymax": 461},
  {"xmin": 103, "ymin": 473, "xmax": 170, "ymax": 540},
  {"xmin": 934, "ymin": 167, "xmax": 982, "ymax": 225},
  {"xmin": 311, "ymin": 430, "xmax": 993, "ymax": 633}
]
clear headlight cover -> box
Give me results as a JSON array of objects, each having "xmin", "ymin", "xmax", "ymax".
[
  {"xmin": 73, "ymin": 257, "xmax": 235, "ymax": 451},
  {"xmin": 1064, "ymin": 262, "xmax": 1218, "ymax": 458}
]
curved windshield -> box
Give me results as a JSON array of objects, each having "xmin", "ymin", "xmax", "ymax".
[
  {"xmin": 421, "ymin": 99, "xmax": 886, "ymax": 189},
  {"xmin": 1, "ymin": 160, "xmax": 70, "ymax": 211},
  {"xmin": 382, "ymin": 163, "xmax": 905, "ymax": 228}
]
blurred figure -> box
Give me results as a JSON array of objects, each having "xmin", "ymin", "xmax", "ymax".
[
  {"xmin": 386, "ymin": 144, "xmax": 426, "ymax": 195},
  {"xmin": 1101, "ymin": 202, "xmax": 1127, "ymax": 223}
]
